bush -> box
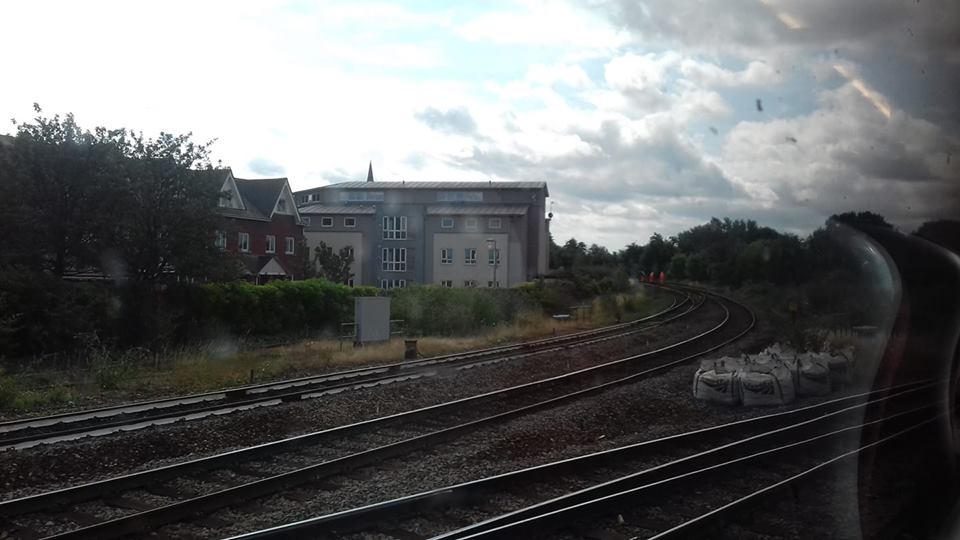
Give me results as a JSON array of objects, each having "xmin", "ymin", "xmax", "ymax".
[
  {"xmin": 190, "ymin": 279, "xmax": 379, "ymax": 337},
  {"xmin": 389, "ymin": 285, "xmax": 538, "ymax": 336}
]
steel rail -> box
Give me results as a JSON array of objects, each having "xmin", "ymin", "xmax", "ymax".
[
  {"xmin": 1, "ymin": 286, "xmax": 691, "ymax": 449},
  {"xmin": 1, "ymin": 290, "xmax": 743, "ymax": 539},
  {"xmin": 445, "ymin": 407, "xmax": 937, "ymax": 539},
  {"xmin": 221, "ymin": 380, "xmax": 935, "ymax": 539}
]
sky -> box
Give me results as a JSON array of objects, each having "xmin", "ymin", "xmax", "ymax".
[{"xmin": 1, "ymin": 0, "xmax": 958, "ymax": 249}]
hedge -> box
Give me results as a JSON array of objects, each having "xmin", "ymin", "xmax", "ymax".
[{"xmin": 192, "ymin": 279, "xmax": 379, "ymax": 337}]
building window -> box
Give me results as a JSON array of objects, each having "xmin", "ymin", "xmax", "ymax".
[
  {"xmin": 487, "ymin": 248, "xmax": 501, "ymax": 265},
  {"xmin": 302, "ymin": 217, "xmax": 311, "ymax": 226},
  {"xmin": 489, "ymin": 218, "xmax": 502, "ymax": 229},
  {"xmin": 276, "ymin": 198, "xmax": 286, "ymax": 212},
  {"xmin": 382, "ymin": 216, "xmax": 408, "ymax": 240},
  {"xmin": 347, "ymin": 278, "xmax": 355, "ymax": 287},
  {"xmin": 441, "ymin": 217, "xmax": 454, "ymax": 229},
  {"xmin": 285, "ymin": 237, "xmax": 295, "ymax": 255},
  {"xmin": 321, "ymin": 217, "xmax": 333, "ymax": 227},
  {"xmin": 345, "ymin": 246, "xmax": 354, "ymax": 258},
  {"xmin": 382, "ymin": 247, "xmax": 407, "ymax": 272},
  {"xmin": 487, "ymin": 281, "xmax": 500, "ymax": 288},
  {"xmin": 440, "ymin": 248, "xmax": 453, "ymax": 264},
  {"xmin": 437, "ymin": 191, "xmax": 483, "ymax": 202},
  {"xmin": 463, "ymin": 279, "xmax": 478, "ymax": 288},
  {"xmin": 440, "ymin": 280, "xmax": 453, "ymax": 288},
  {"xmin": 265, "ymin": 235, "xmax": 276, "ymax": 254},
  {"xmin": 309, "ymin": 193, "xmax": 319, "ymax": 202},
  {"xmin": 218, "ymin": 192, "xmax": 231, "ymax": 208},
  {"xmin": 238, "ymin": 232, "xmax": 250, "ymax": 253},
  {"xmin": 344, "ymin": 217, "xmax": 357, "ymax": 228},
  {"xmin": 340, "ymin": 191, "xmax": 384, "ymax": 202},
  {"xmin": 214, "ymin": 230, "xmax": 227, "ymax": 250},
  {"xmin": 464, "ymin": 248, "xmax": 477, "ymax": 265},
  {"xmin": 381, "ymin": 279, "xmax": 406, "ymax": 289},
  {"xmin": 464, "ymin": 217, "xmax": 478, "ymax": 230}
]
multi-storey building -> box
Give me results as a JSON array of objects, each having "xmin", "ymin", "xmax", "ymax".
[
  {"xmin": 213, "ymin": 169, "xmax": 305, "ymax": 283},
  {"xmin": 295, "ymin": 175, "xmax": 549, "ymax": 288}
]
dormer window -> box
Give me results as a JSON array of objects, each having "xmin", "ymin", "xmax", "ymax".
[{"xmin": 218, "ymin": 192, "xmax": 231, "ymax": 208}]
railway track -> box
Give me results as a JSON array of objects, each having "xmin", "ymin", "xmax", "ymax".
[
  {"xmin": 0, "ymin": 288, "xmax": 751, "ymax": 539},
  {"xmin": 0, "ymin": 285, "xmax": 692, "ymax": 450},
  {"xmin": 224, "ymin": 380, "xmax": 934, "ymax": 539}
]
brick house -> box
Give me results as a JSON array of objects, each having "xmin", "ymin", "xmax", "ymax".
[{"xmin": 213, "ymin": 169, "xmax": 305, "ymax": 282}]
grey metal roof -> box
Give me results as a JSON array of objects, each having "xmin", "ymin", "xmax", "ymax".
[
  {"xmin": 427, "ymin": 205, "xmax": 529, "ymax": 216},
  {"xmin": 314, "ymin": 181, "xmax": 548, "ymax": 193},
  {"xmin": 299, "ymin": 204, "xmax": 377, "ymax": 215}
]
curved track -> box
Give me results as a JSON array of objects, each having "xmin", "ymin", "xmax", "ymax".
[
  {"xmin": 225, "ymin": 381, "xmax": 933, "ymax": 539},
  {"xmin": 0, "ymin": 287, "xmax": 749, "ymax": 539},
  {"xmin": 0, "ymin": 285, "xmax": 691, "ymax": 450}
]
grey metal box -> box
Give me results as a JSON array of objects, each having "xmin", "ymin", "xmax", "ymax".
[{"xmin": 355, "ymin": 297, "xmax": 391, "ymax": 343}]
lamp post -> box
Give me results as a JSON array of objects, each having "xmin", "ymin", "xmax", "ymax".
[{"xmin": 486, "ymin": 238, "xmax": 498, "ymax": 288}]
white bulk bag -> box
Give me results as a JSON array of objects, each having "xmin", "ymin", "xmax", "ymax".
[
  {"xmin": 693, "ymin": 358, "xmax": 742, "ymax": 406},
  {"xmin": 739, "ymin": 358, "xmax": 796, "ymax": 406},
  {"xmin": 794, "ymin": 355, "xmax": 831, "ymax": 396}
]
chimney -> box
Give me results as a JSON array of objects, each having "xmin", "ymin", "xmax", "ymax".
[{"xmin": 366, "ymin": 161, "xmax": 374, "ymax": 183}]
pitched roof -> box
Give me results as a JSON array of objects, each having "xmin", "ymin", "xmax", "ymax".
[
  {"xmin": 234, "ymin": 177, "xmax": 288, "ymax": 216},
  {"xmin": 239, "ymin": 255, "xmax": 290, "ymax": 276},
  {"xmin": 299, "ymin": 204, "xmax": 377, "ymax": 215},
  {"xmin": 306, "ymin": 181, "xmax": 548, "ymax": 194},
  {"xmin": 427, "ymin": 205, "xmax": 529, "ymax": 216}
]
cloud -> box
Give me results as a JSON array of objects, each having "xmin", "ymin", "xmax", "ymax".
[
  {"xmin": 721, "ymin": 82, "xmax": 960, "ymax": 232},
  {"xmin": 414, "ymin": 107, "xmax": 478, "ymax": 135},
  {"xmin": 247, "ymin": 157, "xmax": 286, "ymax": 177}
]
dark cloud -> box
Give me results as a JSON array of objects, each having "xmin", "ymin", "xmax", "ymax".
[
  {"xmin": 414, "ymin": 106, "xmax": 477, "ymax": 135},
  {"xmin": 456, "ymin": 116, "xmax": 744, "ymax": 208},
  {"xmin": 248, "ymin": 157, "xmax": 286, "ymax": 177}
]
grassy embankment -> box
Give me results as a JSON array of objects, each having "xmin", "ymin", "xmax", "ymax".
[{"xmin": 0, "ymin": 289, "xmax": 670, "ymax": 416}]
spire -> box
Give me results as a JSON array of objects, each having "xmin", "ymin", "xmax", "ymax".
[{"xmin": 366, "ymin": 161, "xmax": 375, "ymax": 183}]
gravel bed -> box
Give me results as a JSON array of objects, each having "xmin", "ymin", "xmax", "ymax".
[
  {"xmin": 1, "ymin": 302, "xmax": 722, "ymax": 499},
  {"xmin": 158, "ymin": 350, "xmax": 857, "ymax": 539}
]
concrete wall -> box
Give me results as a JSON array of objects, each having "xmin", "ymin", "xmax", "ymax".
[
  {"xmin": 431, "ymin": 232, "xmax": 509, "ymax": 287},
  {"xmin": 303, "ymin": 231, "xmax": 363, "ymax": 285}
]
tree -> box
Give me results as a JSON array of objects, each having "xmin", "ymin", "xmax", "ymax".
[
  {"xmin": 641, "ymin": 233, "xmax": 675, "ymax": 273},
  {"xmin": 668, "ymin": 253, "xmax": 687, "ymax": 279},
  {"xmin": 311, "ymin": 241, "xmax": 354, "ymax": 284},
  {"xmin": 0, "ymin": 105, "xmax": 127, "ymax": 275},
  {"xmin": 915, "ymin": 220, "xmax": 960, "ymax": 254},
  {"xmin": 830, "ymin": 211, "xmax": 894, "ymax": 231},
  {"xmin": 110, "ymin": 130, "xmax": 231, "ymax": 282}
]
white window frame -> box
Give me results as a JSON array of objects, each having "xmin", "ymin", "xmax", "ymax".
[
  {"xmin": 488, "ymin": 217, "xmax": 502, "ymax": 229},
  {"xmin": 214, "ymin": 230, "xmax": 227, "ymax": 250},
  {"xmin": 285, "ymin": 237, "xmax": 295, "ymax": 255},
  {"xmin": 321, "ymin": 217, "xmax": 333, "ymax": 227},
  {"xmin": 344, "ymin": 217, "xmax": 357, "ymax": 228},
  {"xmin": 382, "ymin": 247, "xmax": 407, "ymax": 272},
  {"xmin": 440, "ymin": 248, "xmax": 453, "ymax": 264},
  {"xmin": 440, "ymin": 280, "xmax": 453, "ymax": 288},
  {"xmin": 347, "ymin": 278, "xmax": 355, "ymax": 287},
  {"xmin": 265, "ymin": 235, "xmax": 276, "ymax": 254},
  {"xmin": 464, "ymin": 217, "xmax": 478, "ymax": 230},
  {"xmin": 238, "ymin": 232, "xmax": 250, "ymax": 253},
  {"xmin": 464, "ymin": 248, "xmax": 477, "ymax": 265},
  {"xmin": 487, "ymin": 280, "xmax": 500, "ymax": 288},
  {"xmin": 463, "ymin": 279, "xmax": 477, "ymax": 288},
  {"xmin": 302, "ymin": 216, "xmax": 311, "ymax": 226},
  {"xmin": 440, "ymin": 217, "xmax": 454, "ymax": 229},
  {"xmin": 380, "ymin": 278, "xmax": 407, "ymax": 289},
  {"xmin": 382, "ymin": 216, "xmax": 408, "ymax": 240},
  {"xmin": 487, "ymin": 248, "xmax": 501, "ymax": 266}
]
